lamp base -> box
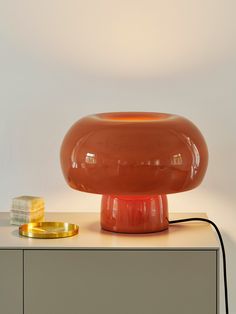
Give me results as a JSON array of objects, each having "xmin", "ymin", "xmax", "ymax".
[{"xmin": 101, "ymin": 195, "xmax": 169, "ymax": 233}]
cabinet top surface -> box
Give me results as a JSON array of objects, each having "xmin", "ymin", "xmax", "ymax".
[{"xmin": 0, "ymin": 212, "xmax": 219, "ymax": 250}]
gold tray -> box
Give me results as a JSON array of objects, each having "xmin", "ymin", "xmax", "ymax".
[{"xmin": 19, "ymin": 222, "xmax": 79, "ymax": 239}]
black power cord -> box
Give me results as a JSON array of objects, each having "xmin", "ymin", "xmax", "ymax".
[{"xmin": 169, "ymin": 217, "xmax": 229, "ymax": 314}]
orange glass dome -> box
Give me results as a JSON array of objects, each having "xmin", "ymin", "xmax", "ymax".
[{"xmin": 60, "ymin": 112, "xmax": 208, "ymax": 233}]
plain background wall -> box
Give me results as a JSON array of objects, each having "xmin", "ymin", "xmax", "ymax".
[{"xmin": 0, "ymin": 1, "xmax": 235, "ymax": 312}]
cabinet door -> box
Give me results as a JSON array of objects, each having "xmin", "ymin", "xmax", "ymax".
[
  {"xmin": 24, "ymin": 250, "xmax": 217, "ymax": 314},
  {"xmin": 0, "ymin": 250, "xmax": 23, "ymax": 314}
]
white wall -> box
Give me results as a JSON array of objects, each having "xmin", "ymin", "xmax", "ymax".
[{"xmin": 0, "ymin": 1, "xmax": 235, "ymax": 312}]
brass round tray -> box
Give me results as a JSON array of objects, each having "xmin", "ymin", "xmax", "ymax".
[{"xmin": 19, "ymin": 222, "xmax": 79, "ymax": 239}]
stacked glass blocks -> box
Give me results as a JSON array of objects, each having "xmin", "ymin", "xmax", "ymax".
[{"xmin": 10, "ymin": 196, "xmax": 45, "ymax": 226}]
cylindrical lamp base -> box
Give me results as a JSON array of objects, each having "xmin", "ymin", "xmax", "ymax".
[{"xmin": 101, "ymin": 194, "xmax": 169, "ymax": 233}]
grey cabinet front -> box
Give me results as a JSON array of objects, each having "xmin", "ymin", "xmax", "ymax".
[
  {"xmin": 24, "ymin": 250, "xmax": 217, "ymax": 314},
  {"xmin": 0, "ymin": 250, "xmax": 23, "ymax": 314}
]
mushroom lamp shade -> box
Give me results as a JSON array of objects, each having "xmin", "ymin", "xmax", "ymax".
[{"xmin": 60, "ymin": 112, "xmax": 208, "ymax": 233}]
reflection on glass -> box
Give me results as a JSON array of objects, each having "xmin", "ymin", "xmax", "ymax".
[
  {"xmin": 72, "ymin": 161, "xmax": 78, "ymax": 169},
  {"xmin": 171, "ymin": 153, "xmax": 183, "ymax": 166},
  {"xmin": 85, "ymin": 152, "xmax": 97, "ymax": 164}
]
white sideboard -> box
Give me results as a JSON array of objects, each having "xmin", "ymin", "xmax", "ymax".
[{"xmin": 0, "ymin": 212, "xmax": 219, "ymax": 314}]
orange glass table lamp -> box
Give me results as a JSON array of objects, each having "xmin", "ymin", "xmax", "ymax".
[{"xmin": 60, "ymin": 112, "xmax": 208, "ymax": 233}]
